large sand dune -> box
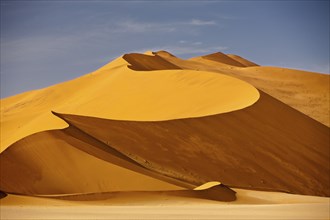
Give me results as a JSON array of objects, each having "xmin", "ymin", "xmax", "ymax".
[
  {"xmin": 156, "ymin": 51, "xmax": 330, "ymax": 126},
  {"xmin": 0, "ymin": 50, "xmax": 329, "ymax": 219},
  {"xmin": 0, "ymin": 56, "xmax": 259, "ymax": 151},
  {"xmin": 0, "ymin": 91, "xmax": 328, "ymax": 197}
]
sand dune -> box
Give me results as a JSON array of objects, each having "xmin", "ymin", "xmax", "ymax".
[
  {"xmin": 227, "ymin": 54, "xmax": 259, "ymax": 67},
  {"xmin": 123, "ymin": 53, "xmax": 180, "ymax": 70},
  {"xmin": 0, "ymin": 57, "xmax": 259, "ymax": 151},
  {"xmin": 156, "ymin": 51, "xmax": 330, "ymax": 126},
  {"xmin": 193, "ymin": 52, "xmax": 247, "ymax": 67},
  {"xmin": 0, "ymin": 128, "xmax": 184, "ymax": 195},
  {"xmin": 1, "ymin": 90, "xmax": 328, "ymax": 197},
  {"xmin": 0, "ymin": 50, "xmax": 329, "ymax": 219},
  {"xmin": 51, "ymin": 90, "xmax": 329, "ymax": 197}
]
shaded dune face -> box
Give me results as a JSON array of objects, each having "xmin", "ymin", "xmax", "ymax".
[
  {"xmin": 0, "ymin": 121, "xmax": 236, "ymax": 201},
  {"xmin": 200, "ymin": 52, "xmax": 247, "ymax": 67},
  {"xmin": 226, "ymin": 54, "xmax": 259, "ymax": 67},
  {"xmin": 0, "ymin": 128, "xmax": 185, "ymax": 195},
  {"xmin": 155, "ymin": 51, "xmax": 329, "ymax": 127},
  {"xmin": 0, "ymin": 66, "xmax": 260, "ymax": 151},
  {"xmin": 55, "ymin": 91, "xmax": 329, "ymax": 197},
  {"xmin": 54, "ymin": 184, "xmax": 237, "ymax": 202},
  {"xmin": 0, "ymin": 50, "xmax": 328, "ymax": 203},
  {"xmin": 0, "ymin": 191, "xmax": 7, "ymax": 199},
  {"xmin": 123, "ymin": 53, "xmax": 181, "ymax": 70},
  {"xmin": 1, "ymin": 91, "xmax": 328, "ymax": 197}
]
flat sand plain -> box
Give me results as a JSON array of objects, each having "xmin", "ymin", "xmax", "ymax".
[{"xmin": 1, "ymin": 189, "xmax": 329, "ymax": 219}]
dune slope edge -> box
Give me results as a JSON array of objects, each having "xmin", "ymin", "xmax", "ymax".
[
  {"xmin": 155, "ymin": 51, "xmax": 329, "ymax": 126},
  {"xmin": 1, "ymin": 91, "xmax": 328, "ymax": 197},
  {"xmin": 0, "ymin": 64, "xmax": 260, "ymax": 152}
]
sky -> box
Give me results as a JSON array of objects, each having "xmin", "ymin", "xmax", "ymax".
[{"xmin": 0, "ymin": 0, "xmax": 329, "ymax": 98}]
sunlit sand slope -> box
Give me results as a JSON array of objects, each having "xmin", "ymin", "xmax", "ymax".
[
  {"xmin": 0, "ymin": 128, "xmax": 185, "ymax": 195},
  {"xmin": 156, "ymin": 51, "xmax": 329, "ymax": 126},
  {"xmin": 52, "ymin": 91, "xmax": 328, "ymax": 197},
  {"xmin": 1, "ymin": 90, "xmax": 327, "ymax": 197},
  {"xmin": 0, "ymin": 58, "xmax": 259, "ymax": 151},
  {"xmin": 227, "ymin": 54, "xmax": 259, "ymax": 67},
  {"xmin": 196, "ymin": 52, "xmax": 246, "ymax": 67},
  {"xmin": 0, "ymin": 50, "xmax": 328, "ymax": 207}
]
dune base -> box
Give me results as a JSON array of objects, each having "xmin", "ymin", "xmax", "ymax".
[{"xmin": 1, "ymin": 189, "xmax": 329, "ymax": 220}]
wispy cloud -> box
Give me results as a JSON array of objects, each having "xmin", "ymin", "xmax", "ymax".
[
  {"xmin": 113, "ymin": 18, "xmax": 218, "ymax": 33},
  {"xmin": 189, "ymin": 19, "xmax": 217, "ymax": 26},
  {"xmin": 1, "ymin": 16, "xmax": 222, "ymax": 70},
  {"xmin": 113, "ymin": 20, "xmax": 176, "ymax": 33}
]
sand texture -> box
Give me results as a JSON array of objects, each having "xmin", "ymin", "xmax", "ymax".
[
  {"xmin": 0, "ymin": 55, "xmax": 259, "ymax": 151},
  {"xmin": 0, "ymin": 50, "xmax": 329, "ymax": 219},
  {"xmin": 2, "ymin": 90, "xmax": 327, "ymax": 197},
  {"xmin": 156, "ymin": 51, "xmax": 330, "ymax": 126},
  {"xmin": 1, "ymin": 190, "xmax": 329, "ymax": 219}
]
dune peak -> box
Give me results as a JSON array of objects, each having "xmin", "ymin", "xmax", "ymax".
[
  {"xmin": 1, "ymin": 50, "xmax": 328, "ymax": 205},
  {"xmin": 154, "ymin": 50, "xmax": 176, "ymax": 58},
  {"xmin": 143, "ymin": 50, "xmax": 155, "ymax": 56},
  {"xmin": 200, "ymin": 52, "xmax": 246, "ymax": 67}
]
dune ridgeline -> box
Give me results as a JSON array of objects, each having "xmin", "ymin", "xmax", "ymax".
[{"xmin": 0, "ymin": 51, "xmax": 329, "ymax": 203}]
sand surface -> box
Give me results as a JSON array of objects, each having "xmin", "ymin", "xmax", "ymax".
[
  {"xmin": 156, "ymin": 51, "xmax": 330, "ymax": 126},
  {"xmin": 196, "ymin": 52, "xmax": 247, "ymax": 67},
  {"xmin": 1, "ymin": 189, "xmax": 329, "ymax": 219},
  {"xmin": 2, "ymin": 204, "xmax": 328, "ymax": 220},
  {"xmin": 1, "ymin": 90, "xmax": 328, "ymax": 197},
  {"xmin": 227, "ymin": 54, "xmax": 259, "ymax": 67},
  {"xmin": 0, "ymin": 50, "xmax": 329, "ymax": 219},
  {"xmin": 0, "ymin": 54, "xmax": 259, "ymax": 151}
]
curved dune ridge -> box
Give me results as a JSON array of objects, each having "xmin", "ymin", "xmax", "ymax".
[
  {"xmin": 155, "ymin": 51, "xmax": 330, "ymax": 126},
  {"xmin": 193, "ymin": 52, "xmax": 247, "ymax": 67},
  {"xmin": 123, "ymin": 53, "xmax": 181, "ymax": 70},
  {"xmin": 0, "ymin": 90, "xmax": 329, "ymax": 198},
  {"xmin": 0, "ymin": 55, "xmax": 259, "ymax": 151},
  {"xmin": 0, "ymin": 50, "xmax": 329, "ymax": 204},
  {"xmin": 227, "ymin": 54, "xmax": 259, "ymax": 67}
]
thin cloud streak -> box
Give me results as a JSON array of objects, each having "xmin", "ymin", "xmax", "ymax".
[
  {"xmin": 113, "ymin": 19, "xmax": 218, "ymax": 33},
  {"xmin": 1, "ymin": 17, "xmax": 221, "ymax": 68},
  {"xmin": 189, "ymin": 19, "xmax": 217, "ymax": 26}
]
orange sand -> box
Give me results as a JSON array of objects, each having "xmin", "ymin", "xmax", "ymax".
[{"xmin": 0, "ymin": 50, "xmax": 328, "ymax": 219}]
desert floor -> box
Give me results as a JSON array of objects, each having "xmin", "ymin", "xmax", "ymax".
[{"xmin": 1, "ymin": 189, "xmax": 329, "ymax": 219}]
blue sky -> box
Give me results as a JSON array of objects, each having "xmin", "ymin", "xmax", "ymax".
[{"xmin": 1, "ymin": 0, "xmax": 329, "ymax": 98}]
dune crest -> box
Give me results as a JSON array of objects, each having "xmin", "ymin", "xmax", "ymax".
[
  {"xmin": 123, "ymin": 53, "xmax": 181, "ymax": 70},
  {"xmin": 0, "ymin": 59, "xmax": 259, "ymax": 151},
  {"xmin": 196, "ymin": 52, "xmax": 246, "ymax": 67},
  {"xmin": 1, "ymin": 89, "xmax": 328, "ymax": 198},
  {"xmin": 0, "ymin": 50, "xmax": 328, "ymax": 206},
  {"xmin": 227, "ymin": 54, "xmax": 259, "ymax": 67},
  {"xmin": 156, "ymin": 51, "xmax": 329, "ymax": 126}
]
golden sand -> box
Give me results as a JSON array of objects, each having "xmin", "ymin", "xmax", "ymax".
[
  {"xmin": 0, "ymin": 54, "xmax": 259, "ymax": 151},
  {"xmin": 0, "ymin": 51, "xmax": 328, "ymax": 220}
]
